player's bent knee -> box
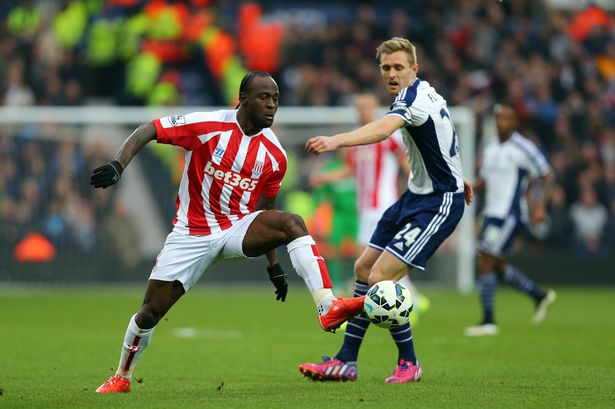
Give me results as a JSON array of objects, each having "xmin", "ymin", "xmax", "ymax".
[
  {"xmin": 135, "ymin": 305, "xmax": 161, "ymax": 329},
  {"xmin": 354, "ymin": 259, "xmax": 371, "ymax": 282},
  {"xmin": 477, "ymin": 252, "xmax": 497, "ymax": 274},
  {"xmin": 280, "ymin": 212, "xmax": 308, "ymax": 240}
]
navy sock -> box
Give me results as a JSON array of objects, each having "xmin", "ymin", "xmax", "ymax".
[
  {"xmin": 390, "ymin": 322, "xmax": 417, "ymax": 364},
  {"xmin": 479, "ymin": 272, "xmax": 498, "ymax": 324},
  {"xmin": 335, "ymin": 280, "xmax": 369, "ymax": 363},
  {"xmin": 504, "ymin": 264, "xmax": 545, "ymax": 302}
]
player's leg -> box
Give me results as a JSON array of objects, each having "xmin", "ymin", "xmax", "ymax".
[
  {"xmin": 241, "ymin": 210, "xmax": 363, "ymax": 330},
  {"xmin": 96, "ymin": 280, "xmax": 185, "ymax": 393},
  {"xmin": 118, "ymin": 280, "xmax": 184, "ymax": 376},
  {"xmin": 500, "ymin": 262, "xmax": 556, "ymax": 324},
  {"xmin": 242, "ymin": 210, "xmax": 334, "ymax": 308},
  {"xmin": 374, "ymin": 191, "xmax": 464, "ymax": 383},
  {"xmin": 97, "ymin": 231, "xmax": 215, "ymax": 393},
  {"xmin": 335, "ymin": 248, "xmax": 380, "ymax": 361},
  {"xmin": 369, "ymin": 252, "xmax": 418, "ymax": 363},
  {"xmin": 367, "ymin": 251, "xmax": 412, "ymax": 285},
  {"xmin": 300, "ymin": 191, "xmax": 465, "ymax": 383},
  {"xmin": 367, "ymin": 252, "xmax": 422, "ymax": 383},
  {"xmin": 332, "ymin": 198, "xmax": 412, "ymax": 363},
  {"xmin": 298, "ymin": 246, "xmax": 379, "ymax": 382},
  {"xmin": 464, "ymin": 250, "xmax": 501, "ymax": 336},
  {"xmin": 465, "ymin": 216, "xmax": 520, "ymax": 336},
  {"xmin": 479, "ymin": 251, "xmax": 500, "ymax": 326}
]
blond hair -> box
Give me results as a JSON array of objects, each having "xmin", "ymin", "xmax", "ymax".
[{"xmin": 376, "ymin": 37, "xmax": 417, "ymax": 65}]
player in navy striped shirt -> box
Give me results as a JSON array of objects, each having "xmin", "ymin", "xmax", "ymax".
[
  {"xmin": 300, "ymin": 37, "xmax": 473, "ymax": 384},
  {"xmin": 464, "ymin": 101, "xmax": 557, "ymax": 337}
]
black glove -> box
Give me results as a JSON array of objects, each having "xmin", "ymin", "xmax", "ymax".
[
  {"xmin": 90, "ymin": 160, "xmax": 124, "ymax": 189},
  {"xmin": 267, "ymin": 263, "xmax": 288, "ymax": 302}
]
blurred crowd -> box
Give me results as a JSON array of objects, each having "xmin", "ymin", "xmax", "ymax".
[
  {"xmin": 0, "ymin": 128, "xmax": 140, "ymax": 272},
  {"xmin": 0, "ymin": 0, "xmax": 614, "ymax": 258}
]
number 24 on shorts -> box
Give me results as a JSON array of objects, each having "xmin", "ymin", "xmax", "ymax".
[{"xmin": 395, "ymin": 223, "xmax": 422, "ymax": 247}]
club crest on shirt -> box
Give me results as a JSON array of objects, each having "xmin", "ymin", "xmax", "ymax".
[
  {"xmin": 252, "ymin": 160, "xmax": 264, "ymax": 177},
  {"xmin": 169, "ymin": 115, "xmax": 186, "ymax": 126}
]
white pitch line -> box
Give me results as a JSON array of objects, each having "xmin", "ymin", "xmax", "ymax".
[{"xmin": 173, "ymin": 327, "xmax": 244, "ymax": 340}]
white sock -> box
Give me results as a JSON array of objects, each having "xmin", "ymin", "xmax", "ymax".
[
  {"xmin": 287, "ymin": 235, "xmax": 335, "ymax": 314},
  {"xmin": 115, "ymin": 314, "xmax": 154, "ymax": 380},
  {"xmin": 397, "ymin": 275, "xmax": 423, "ymax": 301}
]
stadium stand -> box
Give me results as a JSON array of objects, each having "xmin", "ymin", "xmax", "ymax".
[{"xmin": 0, "ymin": 1, "xmax": 614, "ymax": 282}]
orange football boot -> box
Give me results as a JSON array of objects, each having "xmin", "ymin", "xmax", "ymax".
[
  {"xmin": 95, "ymin": 376, "xmax": 131, "ymax": 393},
  {"xmin": 319, "ymin": 296, "xmax": 365, "ymax": 332}
]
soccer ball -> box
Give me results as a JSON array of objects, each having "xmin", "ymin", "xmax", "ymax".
[{"xmin": 363, "ymin": 281, "xmax": 413, "ymax": 329}]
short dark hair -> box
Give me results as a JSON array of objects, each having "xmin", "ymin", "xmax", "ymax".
[{"xmin": 239, "ymin": 70, "xmax": 271, "ymax": 95}]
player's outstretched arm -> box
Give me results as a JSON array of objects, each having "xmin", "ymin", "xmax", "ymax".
[
  {"xmin": 527, "ymin": 171, "xmax": 554, "ymax": 224},
  {"xmin": 90, "ymin": 122, "xmax": 157, "ymax": 189},
  {"xmin": 115, "ymin": 121, "xmax": 157, "ymax": 169},
  {"xmin": 306, "ymin": 115, "xmax": 404, "ymax": 155}
]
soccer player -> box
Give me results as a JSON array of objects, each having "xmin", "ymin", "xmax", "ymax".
[
  {"xmin": 309, "ymin": 91, "xmax": 431, "ymax": 319},
  {"xmin": 299, "ymin": 37, "xmax": 473, "ymax": 383},
  {"xmin": 91, "ymin": 71, "xmax": 364, "ymax": 394},
  {"xmin": 464, "ymin": 101, "xmax": 557, "ymax": 337}
]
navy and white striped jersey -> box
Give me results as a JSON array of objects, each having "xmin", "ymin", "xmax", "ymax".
[
  {"xmin": 480, "ymin": 131, "xmax": 551, "ymax": 221},
  {"xmin": 386, "ymin": 78, "xmax": 465, "ymax": 195}
]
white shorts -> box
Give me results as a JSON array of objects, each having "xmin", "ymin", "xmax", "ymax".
[
  {"xmin": 149, "ymin": 211, "xmax": 262, "ymax": 291},
  {"xmin": 357, "ymin": 209, "xmax": 386, "ymax": 246}
]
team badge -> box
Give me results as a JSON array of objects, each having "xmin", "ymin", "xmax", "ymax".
[
  {"xmin": 252, "ymin": 161, "xmax": 264, "ymax": 177},
  {"xmin": 169, "ymin": 115, "xmax": 186, "ymax": 126}
]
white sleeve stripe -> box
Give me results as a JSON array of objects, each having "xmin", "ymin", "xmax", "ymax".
[
  {"xmin": 386, "ymin": 111, "xmax": 410, "ymax": 122},
  {"xmin": 512, "ymin": 138, "xmax": 550, "ymax": 174}
]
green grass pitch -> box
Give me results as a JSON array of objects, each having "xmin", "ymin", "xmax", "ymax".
[{"xmin": 1, "ymin": 285, "xmax": 614, "ymax": 409}]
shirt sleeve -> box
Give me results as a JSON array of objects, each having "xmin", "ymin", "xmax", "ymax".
[
  {"xmin": 524, "ymin": 144, "xmax": 551, "ymax": 178},
  {"xmin": 154, "ymin": 112, "xmax": 221, "ymax": 150},
  {"xmin": 386, "ymin": 86, "xmax": 419, "ymax": 125}
]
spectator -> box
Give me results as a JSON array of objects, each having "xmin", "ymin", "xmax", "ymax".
[
  {"xmin": 545, "ymin": 184, "xmax": 573, "ymax": 250},
  {"xmin": 3, "ymin": 59, "xmax": 35, "ymax": 106},
  {"xmin": 103, "ymin": 201, "xmax": 140, "ymax": 271},
  {"xmin": 569, "ymin": 186, "xmax": 608, "ymax": 255}
]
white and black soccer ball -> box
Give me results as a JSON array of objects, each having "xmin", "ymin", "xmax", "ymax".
[{"xmin": 363, "ymin": 281, "xmax": 413, "ymax": 329}]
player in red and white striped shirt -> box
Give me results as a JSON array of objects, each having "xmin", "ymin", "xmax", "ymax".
[
  {"xmin": 91, "ymin": 71, "xmax": 364, "ymax": 394},
  {"xmin": 153, "ymin": 108, "xmax": 288, "ymax": 236}
]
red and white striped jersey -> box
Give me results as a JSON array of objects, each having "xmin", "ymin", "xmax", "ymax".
[
  {"xmin": 153, "ymin": 110, "xmax": 287, "ymax": 236},
  {"xmin": 347, "ymin": 130, "xmax": 406, "ymax": 213}
]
